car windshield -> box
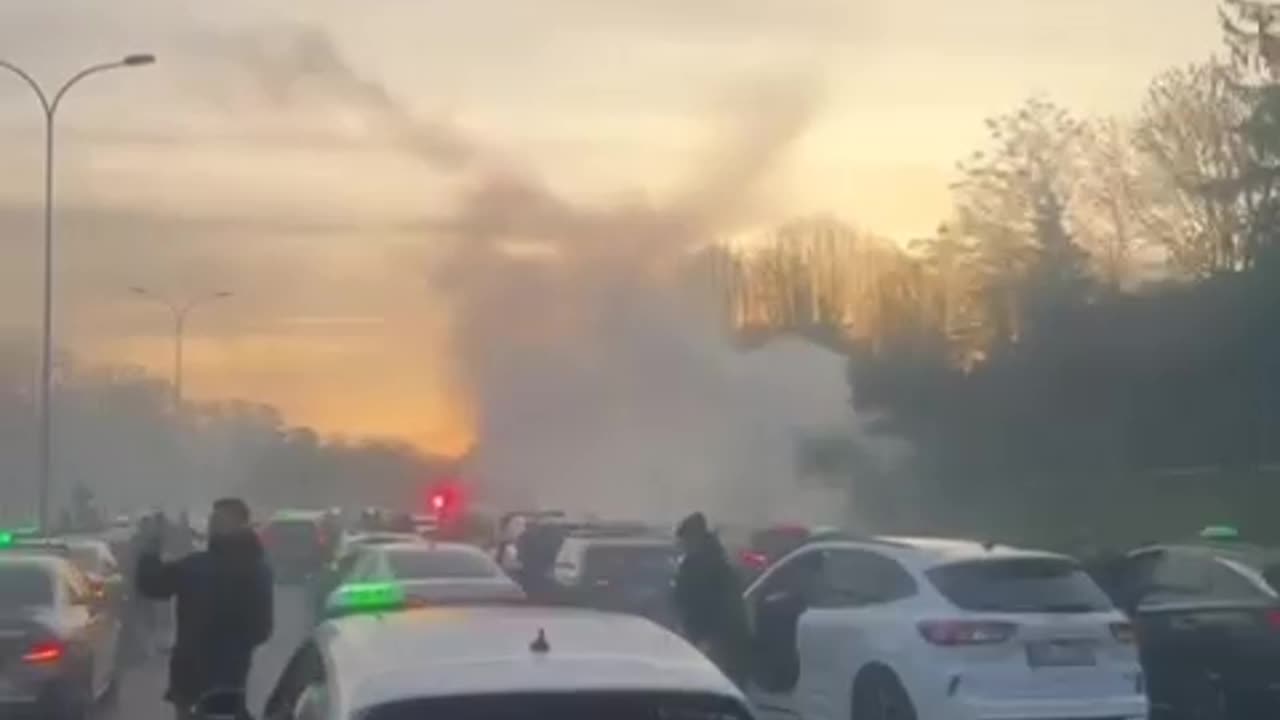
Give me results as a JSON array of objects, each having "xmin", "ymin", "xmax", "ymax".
[
  {"xmin": 0, "ymin": 565, "xmax": 53, "ymax": 609},
  {"xmin": 266, "ymin": 521, "xmax": 320, "ymax": 548},
  {"xmin": 928, "ymin": 557, "xmax": 1114, "ymax": 613},
  {"xmin": 584, "ymin": 544, "xmax": 677, "ymax": 583},
  {"xmin": 363, "ymin": 692, "xmax": 750, "ymax": 720},
  {"xmin": 386, "ymin": 548, "xmax": 498, "ymax": 579}
]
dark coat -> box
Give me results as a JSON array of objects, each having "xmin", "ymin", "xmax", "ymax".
[
  {"xmin": 673, "ymin": 533, "xmax": 750, "ymax": 683},
  {"xmin": 137, "ymin": 531, "xmax": 274, "ymax": 707}
]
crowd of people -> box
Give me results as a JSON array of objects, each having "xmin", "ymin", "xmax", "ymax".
[{"xmin": 107, "ymin": 503, "xmax": 756, "ymax": 719}]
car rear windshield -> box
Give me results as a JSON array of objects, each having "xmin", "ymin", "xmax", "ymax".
[
  {"xmin": 387, "ymin": 549, "xmax": 498, "ymax": 579},
  {"xmin": 927, "ymin": 557, "xmax": 1114, "ymax": 613},
  {"xmin": 0, "ymin": 565, "xmax": 53, "ymax": 609},
  {"xmin": 584, "ymin": 544, "xmax": 677, "ymax": 582},
  {"xmin": 363, "ymin": 692, "xmax": 751, "ymax": 720},
  {"xmin": 266, "ymin": 520, "xmax": 321, "ymax": 548}
]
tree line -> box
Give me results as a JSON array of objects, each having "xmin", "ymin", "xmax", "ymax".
[
  {"xmin": 717, "ymin": 0, "xmax": 1280, "ymax": 546},
  {"xmin": 0, "ymin": 333, "xmax": 450, "ymax": 524}
]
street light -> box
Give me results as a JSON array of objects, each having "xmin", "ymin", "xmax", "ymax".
[
  {"xmin": 129, "ymin": 288, "xmax": 233, "ymax": 409},
  {"xmin": 0, "ymin": 54, "xmax": 156, "ymax": 534}
]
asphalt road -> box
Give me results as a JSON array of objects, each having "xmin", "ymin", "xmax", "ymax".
[{"xmin": 99, "ymin": 584, "xmax": 311, "ymax": 720}]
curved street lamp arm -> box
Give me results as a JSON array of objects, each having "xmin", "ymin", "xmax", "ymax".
[
  {"xmin": 0, "ymin": 59, "xmax": 51, "ymax": 113},
  {"xmin": 49, "ymin": 61, "xmax": 129, "ymax": 116}
]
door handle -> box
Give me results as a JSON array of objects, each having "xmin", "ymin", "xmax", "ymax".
[{"xmin": 1170, "ymin": 616, "xmax": 1201, "ymax": 631}]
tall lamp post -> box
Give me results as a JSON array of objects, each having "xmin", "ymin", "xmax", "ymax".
[
  {"xmin": 0, "ymin": 54, "xmax": 156, "ymax": 533},
  {"xmin": 129, "ymin": 288, "xmax": 233, "ymax": 409}
]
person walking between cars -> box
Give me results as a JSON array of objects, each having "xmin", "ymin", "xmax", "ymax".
[
  {"xmin": 673, "ymin": 512, "xmax": 751, "ymax": 687},
  {"xmin": 137, "ymin": 498, "xmax": 274, "ymax": 720}
]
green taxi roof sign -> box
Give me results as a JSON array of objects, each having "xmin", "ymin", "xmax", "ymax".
[
  {"xmin": 1200, "ymin": 525, "xmax": 1241, "ymax": 541},
  {"xmin": 328, "ymin": 582, "xmax": 406, "ymax": 616}
]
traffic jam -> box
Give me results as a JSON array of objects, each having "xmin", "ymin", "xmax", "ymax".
[{"xmin": 0, "ymin": 487, "xmax": 1277, "ymax": 720}]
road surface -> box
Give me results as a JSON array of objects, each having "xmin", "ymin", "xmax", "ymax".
[{"xmin": 100, "ymin": 584, "xmax": 311, "ymax": 719}]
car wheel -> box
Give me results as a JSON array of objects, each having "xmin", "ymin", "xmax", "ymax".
[{"xmin": 852, "ymin": 666, "xmax": 917, "ymax": 720}]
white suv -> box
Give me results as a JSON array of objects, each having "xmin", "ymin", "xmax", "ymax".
[{"xmin": 742, "ymin": 536, "xmax": 1148, "ymax": 720}]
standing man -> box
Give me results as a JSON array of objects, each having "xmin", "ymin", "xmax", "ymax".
[
  {"xmin": 673, "ymin": 512, "xmax": 751, "ymax": 687},
  {"xmin": 138, "ymin": 497, "xmax": 273, "ymax": 719}
]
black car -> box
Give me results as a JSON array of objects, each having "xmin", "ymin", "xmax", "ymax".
[
  {"xmin": 1090, "ymin": 540, "xmax": 1280, "ymax": 719},
  {"xmin": 0, "ymin": 553, "xmax": 121, "ymax": 720},
  {"xmin": 551, "ymin": 534, "xmax": 679, "ymax": 627},
  {"xmin": 260, "ymin": 511, "xmax": 334, "ymax": 583}
]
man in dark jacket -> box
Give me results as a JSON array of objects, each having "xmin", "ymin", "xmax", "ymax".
[
  {"xmin": 138, "ymin": 497, "xmax": 273, "ymax": 719},
  {"xmin": 673, "ymin": 512, "xmax": 751, "ymax": 687}
]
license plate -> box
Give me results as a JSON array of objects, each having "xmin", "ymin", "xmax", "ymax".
[{"xmin": 1026, "ymin": 640, "xmax": 1096, "ymax": 667}]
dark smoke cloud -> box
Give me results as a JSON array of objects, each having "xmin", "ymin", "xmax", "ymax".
[
  {"xmin": 201, "ymin": 25, "xmax": 851, "ymax": 520},
  {"xmin": 191, "ymin": 26, "xmax": 481, "ymax": 172}
]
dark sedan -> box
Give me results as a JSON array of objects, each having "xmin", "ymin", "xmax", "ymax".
[
  {"xmin": 1091, "ymin": 539, "xmax": 1280, "ymax": 720},
  {"xmin": 0, "ymin": 553, "xmax": 120, "ymax": 720}
]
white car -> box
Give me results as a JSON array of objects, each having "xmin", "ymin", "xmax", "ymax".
[
  {"xmin": 743, "ymin": 536, "xmax": 1148, "ymax": 720},
  {"xmin": 324, "ymin": 541, "xmax": 524, "ymax": 617},
  {"xmin": 262, "ymin": 605, "xmax": 753, "ymax": 720}
]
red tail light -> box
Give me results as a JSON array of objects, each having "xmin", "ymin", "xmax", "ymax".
[
  {"xmin": 740, "ymin": 551, "xmax": 769, "ymax": 570},
  {"xmin": 918, "ymin": 620, "xmax": 1018, "ymax": 646},
  {"xmin": 1110, "ymin": 621, "xmax": 1137, "ymax": 644},
  {"xmin": 1263, "ymin": 608, "xmax": 1280, "ymax": 630},
  {"xmin": 22, "ymin": 641, "xmax": 65, "ymax": 665}
]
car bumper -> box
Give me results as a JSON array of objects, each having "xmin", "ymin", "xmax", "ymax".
[
  {"xmin": 0, "ymin": 675, "xmax": 64, "ymax": 719},
  {"xmin": 939, "ymin": 694, "xmax": 1149, "ymax": 720}
]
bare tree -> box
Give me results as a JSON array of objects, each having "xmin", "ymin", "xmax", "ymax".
[{"xmin": 1136, "ymin": 62, "xmax": 1252, "ymax": 275}]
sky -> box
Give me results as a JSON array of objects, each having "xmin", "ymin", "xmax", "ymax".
[{"xmin": 0, "ymin": 0, "xmax": 1223, "ymax": 454}]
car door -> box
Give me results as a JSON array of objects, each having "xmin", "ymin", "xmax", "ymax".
[
  {"xmin": 798, "ymin": 548, "xmax": 919, "ymax": 720},
  {"xmin": 62, "ymin": 566, "xmax": 109, "ymax": 696},
  {"xmin": 743, "ymin": 547, "xmax": 823, "ymax": 720},
  {"xmin": 264, "ymin": 641, "xmax": 329, "ymax": 720}
]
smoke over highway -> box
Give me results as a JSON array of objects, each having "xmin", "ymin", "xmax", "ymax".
[{"xmin": 210, "ymin": 25, "xmax": 867, "ymax": 523}]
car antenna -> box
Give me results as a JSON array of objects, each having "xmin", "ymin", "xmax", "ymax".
[{"xmin": 530, "ymin": 628, "xmax": 550, "ymax": 654}]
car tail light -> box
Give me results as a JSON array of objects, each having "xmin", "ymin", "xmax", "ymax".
[
  {"xmin": 22, "ymin": 640, "xmax": 65, "ymax": 665},
  {"xmin": 1262, "ymin": 608, "xmax": 1280, "ymax": 630},
  {"xmin": 740, "ymin": 551, "xmax": 769, "ymax": 570},
  {"xmin": 917, "ymin": 620, "xmax": 1018, "ymax": 646},
  {"xmin": 1110, "ymin": 621, "xmax": 1137, "ymax": 644}
]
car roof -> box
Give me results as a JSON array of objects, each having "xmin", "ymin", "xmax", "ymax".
[
  {"xmin": 345, "ymin": 532, "xmax": 423, "ymax": 544},
  {"xmin": 270, "ymin": 510, "xmax": 326, "ymax": 522},
  {"xmin": 0, "ymin": 553, "xmax": 70, "ymax": 574},
  {"xmin": 802, "ymin": 536, "xmax": 1070, "ymax": 570},
  {"xmin": 59, "ymin": 536, "xmax": 110, "ymax": 550},
  {"xmin": 369, "ymin": 541, "xmax": 486, "ymax": 555},
  {"xmin": 1134, "ymin": 542, "xmax": 1280, "ymax": 568},
  {"xmin": 320, "ymin": 606, "xmax": 741, "ymax": 712},
  {"xmin": 560, "ymin": 536, "xmax": 674, "ymax": 549}
]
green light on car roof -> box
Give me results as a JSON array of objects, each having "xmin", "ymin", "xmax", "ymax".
[
  {"xmin": 1201, "ymin": 525, "xmax": 1240, "ymax": 541},
  {"xmin": 0, "ymin": 532, "xmax": 12, "ymax": 547},
  {"xmin": 336, "ymin": 582, "xmax": 406, "ymax": 612}
]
